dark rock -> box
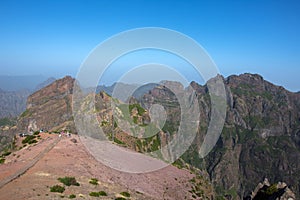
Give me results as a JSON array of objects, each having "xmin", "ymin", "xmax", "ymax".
[{"xmin": 70, "ymin": 138, "xmax": 77, "ymax": 143}]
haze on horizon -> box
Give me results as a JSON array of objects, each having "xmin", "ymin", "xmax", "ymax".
[{"xmin": 0, "ymin": 0, "xmax": 299, "ymax": 91}]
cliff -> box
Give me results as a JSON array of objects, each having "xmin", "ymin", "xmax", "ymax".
[{"xmin": 17, "ymin": 76, "xmax": 75, "ymax": 133}]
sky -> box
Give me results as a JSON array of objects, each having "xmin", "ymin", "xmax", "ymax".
[{"xmin": 0, "ymin": 0, "xmax": 299, "ymax": 91}]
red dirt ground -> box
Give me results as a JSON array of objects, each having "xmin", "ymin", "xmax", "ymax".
[{"xmin": 0, "ymin": 133, "xmax": 205, "ymax": 200}]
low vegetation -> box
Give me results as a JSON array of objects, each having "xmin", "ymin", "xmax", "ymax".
[
  {"xmin": 68, "ymin": 194, "xmax": 76, "ymax": 199},
  {"xmin": 120, "ymin": 191, "xmax": 130, "ymax": 197},
  {"xmin": 0, "ymin": 117, "xmax": 16, "ymax": 126},
  {"xmin": 115, "ymin": 197, "xmax": 127, "ymax": 200},
  {"xmin": 50, "ymin": 185, "xmax": 65, "ymax": 193},
  {"xmin": 0, "ymin": 158, "xmax": 5, "ymax": 164},
  {"xmin": 89, "ymin": 191, "xmax": 107, "ymax": 197},
  {"xmin": 58, "ymin": 176, "xmax": 80, "ymax": 186},
  {"xmin": 89, "ymin": 178, "xmax": 98, "ymax": 185},
  {"xmin": 22, "ymin": 135, "xmax": 38, "ymax": 145},
  {"xmin": 1, "ymin": 151, "xmax": 11, "ymax": 157}
]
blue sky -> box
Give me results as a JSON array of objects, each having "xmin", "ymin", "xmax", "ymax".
[{"xmin": 0, "ymin": 0, "xmax": 299, "ymax": 91}]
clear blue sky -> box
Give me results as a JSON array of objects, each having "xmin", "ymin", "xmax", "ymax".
[{"xmin": 0, "ymin": 0, "xmax": 299, "ymax": 91}]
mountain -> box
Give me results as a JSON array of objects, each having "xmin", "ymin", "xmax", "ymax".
[
  {"xmin": 17, "ymin": 76, "xmax": 75, "ymax": 133},
  {"xmin": 140, "ymin": 73, "xmax": 300, "ymax": 199},
  {"xmin": 4, "ymin": 76, "xmax": 214, "ymax": 200},
  {"xmin": 33, "ymin": 77, "xmax": 56, "ymax": 92},
  {"xmin": 12, "ymin": 73, "xmax": 300, "ymax": 199},
  {"xmin": 96, "ymin": 82, "xmax": 157, "ymax": 101}
]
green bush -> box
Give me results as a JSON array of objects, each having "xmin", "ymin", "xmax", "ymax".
[
  {"xmin": 115, "ymin": 197, "xmax": 126, "ymax": 200},
  {"xmin": 69, "ymin": 194, "xmax": 76, "ymax": 199},
  {"xmin": 89, "ymin": 178, "xmax": 98, "ymax": 185},
  {"xmin": 89, "ymin": 192, "xmax": 100, "ymax": 197},
  {"xmin": 2, "ymin": 151, "xmax": 11, "ymax": 157},
  {"xmin": 28, "ymin": 139, "xmax": 38, "ymax": 144},
  {"xmin": 89, "ymin": 191, "xmax": 107, "ymax": 197},
  {"xmin": 114, "ymin": 137, "xmax": 125, "ymax": 145},
  {"xmin": 266, "ymin": 184, "xmax": 278, "ymax": 195},
  {"xmin": 50, "ymin": 185, "xmax": 65, "ymax": 193},
  {"xmin": 20, "ymin": 109, "xmax": 32, "ymax": 118},
  {"xmin": 98, "ymin": 191, "xmax": 107, "ymax": 196},
  {"xmin": 22, "ymin": 135, "xmax": 36, "ymax": 144},
  {"xmin": 120, "ymin": 191, "xmax": 130, "ymax": 197},
  {"xmin": 58, "ymin": 177, "xmax": 80, "ymax": 186},
  {"xmin": 0, "ymin": 158, "xmax": 5, "ymax": 164},
  {"xmin": 33, "ymin": 131, "xmax": 40, "ymax": 135}
]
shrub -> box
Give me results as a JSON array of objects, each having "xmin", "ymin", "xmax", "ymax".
[
  {"xmin": 89, "ymin": 178, "xmax": 98, "ymax": 185},
  {"xmin": 120, "ymin": 191, "xmax": 130, "ymax": 197},
  {"xmin": 61, "ymin": 177, "xmax": 79, "ymax": 186},
  {"xmin": 114, "ymin": 137, "xmax": 125, "ymax": 145},
  {"xmin": 98, "ymin": 191, "xmax": 107, "ymax": 196},
  {"xmin": 0, "ymin": 158, "xmax": 5, "ymax": 164},
  {"xmin": 2, "ymin": 151, "xmax": 11, "ymax": 157},
  {"xmin": 266, "ymin": 184, "xmax": 278, "ymax": 195},
  {"xmin": 22, "ymin": 135, "xmax": 36, "ymax": 144},
  {"xmin": 115, "ymin": 197, "xmax": 126, "ymax": 200},
  {"xmin": 69, "ymin": 194, "xmax": 76, "ymax": 199},
  {"xmin": 50, "ymin": 185, "xmax": 65, "ymax": 193},
  {"xmin": 89, "ymin": 191, "xmax": 107, "ymax": 197},
  {"xmin": 33, "ymin": 131, "xmax": 40, "ymax": 135},
  {"xmin": 58, "ymin": 177, "xmax": 80, "ymax": 186},
  {"xmin": 28, "ymin": 139, "xmax": 38, "ymax": 144},
  {"xmin": 89, "ymin": 192, "xmax": 100, "ymax": 197}
]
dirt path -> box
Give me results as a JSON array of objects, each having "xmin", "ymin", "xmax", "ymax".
[{"xmin": 0, "ymin": 136, "xmax": 60, "ymax": 189}]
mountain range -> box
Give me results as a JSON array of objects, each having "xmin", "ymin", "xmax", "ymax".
[{"xmin": 1, "ymin": 73, "xmax": 299, "ymax": 199}]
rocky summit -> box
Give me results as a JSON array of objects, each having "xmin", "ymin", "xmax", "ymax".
[{"xmin": 17, "ymin": 76, "xmax": 76, "ymax": 133}]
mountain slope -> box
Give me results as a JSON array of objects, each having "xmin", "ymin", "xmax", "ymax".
[
  {"xmin": 140, "ymin": 73, "xmax": 300, "ymax": 199},
  {"xmin": 7, "ymin": 76, "xmax": 214, "ymax": 199},
  {"xmin": 17, "ymin": 76, "xmax": 75, "ymax": 133}
]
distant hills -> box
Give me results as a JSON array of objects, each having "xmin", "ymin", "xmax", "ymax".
[
  {"xmin": 0, "ymin": 89, "xmax": 31, "ymax": 118},
  {"xmin": 0, "ymin": 76, "xmax": 56, "ymax": 118}
]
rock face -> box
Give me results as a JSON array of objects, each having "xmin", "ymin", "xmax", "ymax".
[
  {"xmin": 246, "ymin": 178, "xmax": 296, "ymax": 200},
  {"xmin": 140, "ymin": 73, "xmax": 300, "ymax": 199},
  {"xmin": 17, "ymin": 76, "xmax": 75, "ymax": 133}
]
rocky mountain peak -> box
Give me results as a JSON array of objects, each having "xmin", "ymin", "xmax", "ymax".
[
  {"xmin": 27, "ymin": 76, "xmax": 74, "ymax": 109},
  {"xmin": 17, "ymin": 76, "xmax": 76, "ymax": 133}
]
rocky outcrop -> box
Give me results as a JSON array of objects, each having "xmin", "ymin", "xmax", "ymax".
[
  {"xmin": 246, "ymin": 178, "xmax": 296, "ymax": 200},
  {"xmin": 17, "ymin": 76, "xmax": 75, "ymax": 133},
  {"xmin": 33, "ymin": 77, "xmax": 56, "ymax": 92}
]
